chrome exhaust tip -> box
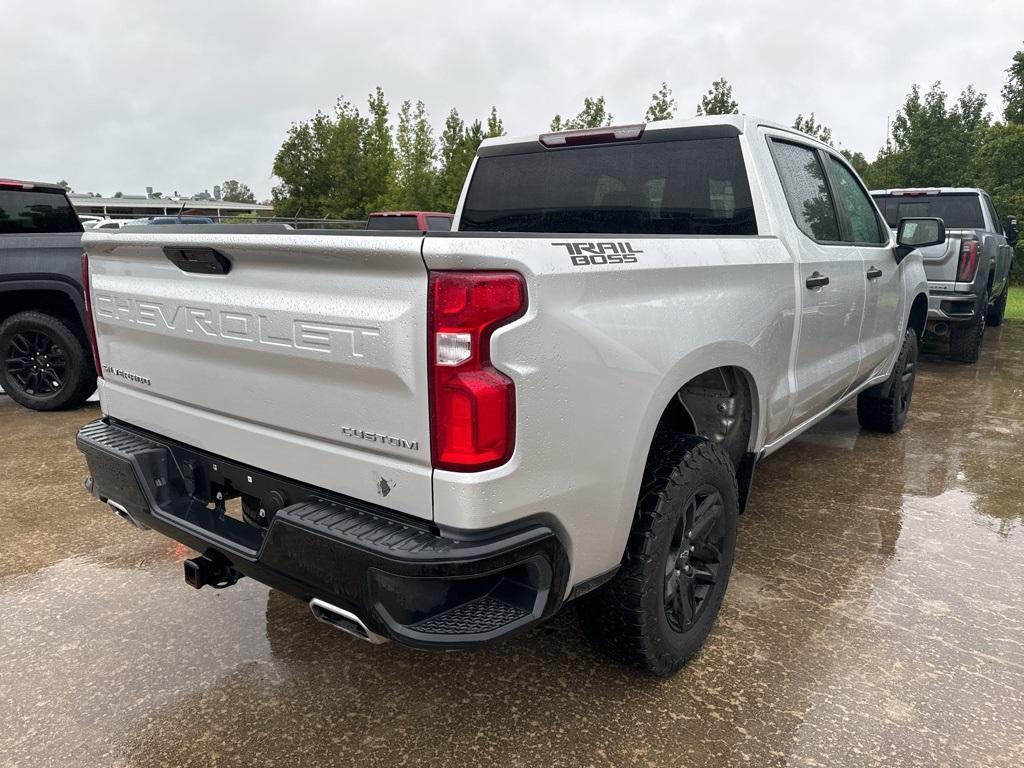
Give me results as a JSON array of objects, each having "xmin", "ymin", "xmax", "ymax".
[
  {"xmin": 108, "ymin": 500, "xmax": 149, "ymax": 530},
  {"xmin": 309, "ymin": 598, "xmax": 387, "ymax": 644}
]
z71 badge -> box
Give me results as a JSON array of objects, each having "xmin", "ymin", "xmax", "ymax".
[{"xmin": 552, "ymin": 241, "xmax": 642, "ymax": 266}]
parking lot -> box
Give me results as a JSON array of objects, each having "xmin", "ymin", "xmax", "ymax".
[{"xmin": 0, "ymin": 325, "xmax": 1022, "ymax": 768}]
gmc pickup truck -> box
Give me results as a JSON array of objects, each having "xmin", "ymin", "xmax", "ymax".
[
  {"xmin": 871, "ymin": 187, "xmax": 1019, "ymax": 363},
  {"xmin": 0, "ymin": 179, "xmax": 97, "ymax": 410},
  {"xmin": 77, "ymin": 116, "xmax": 935, "ymax": 676}
]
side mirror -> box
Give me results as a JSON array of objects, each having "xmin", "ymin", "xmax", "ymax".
[
  {"xmin": 895, "ymin": 217, "xmax": 945, "ymax": 262},
  {"xmin": 1006, "ymin": 216, "xmax": 1019, "ymax": 247}
]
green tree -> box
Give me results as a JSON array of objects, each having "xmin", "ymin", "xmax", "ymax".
[
  {"xmin": 887, "ymin": 82, "xmax": 991, "ymax": 187},
  {"xmin": 550, "ymin": 96, "xmax": 613, "ymax": 131},
  {"xmin": 272, "ymin": 98, "xmax": 369, "ymax": 219},
  {"xmin": 696, "ymin": 78, "xmax": 739, "ymax": 116},
  {"xmin": 438, "ymin": 109, "xmax": 474, "ymax": 211},
  {"xmin": 645, "ymin": 82, "xmax": 676, "ymax": 122},
  {"xmin": 363, "ymin": 87, "xmax": 395, "ymax": 211},
  {"xmin": 972, "ymin": 121, "xmax": 1024, "ymax": 280},
  {"xmin": 220, "ymin": 180, "xmax": 256, "ymax": 204},
  {"xmin": 840, "ymin": 149, "xmax": 868, "ymax": 174},
  {"xmin": 57, "ymin": 179, "xmax": 72, "ymax": 192},
  {"xmin": 388, "ymin": 100, "xmax": 438, "ymax": 210},
  {"xmin": 793, "ymin": 113, "xmax": 833, "ymax": 144},
  {"xmin": 486, "ymin": 106, "xmax": 505, "ymax": 138},
  {"xmin": 1002, "ymin": 44, "xmax": 1024, "ymax": 123}
]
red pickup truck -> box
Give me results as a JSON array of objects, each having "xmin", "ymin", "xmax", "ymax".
[{"xmin": 365, "ymin": 211, "xmax": 453, "ymax": 231}]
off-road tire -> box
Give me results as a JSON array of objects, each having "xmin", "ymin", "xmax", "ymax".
[
  {"xmin": 986, "ymin": 284, "xmax": 1008, "ymax": 327},
  {"xmin": 578, "ymin": 435, "xmax": 738, "ymax": 677},
  {"xmin": 0, "ymin": 311, "xmax": 96, "ymax": 411},
  {"xmin": 948, "ymin": 296, "xmax": 987, "ymax": 364},
  {"xmin": 857, "ymin": 328, "xmax": 917, "ymax": 433}
]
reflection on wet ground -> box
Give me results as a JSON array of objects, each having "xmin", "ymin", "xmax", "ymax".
[{"xmin": 2, "ymin": 325, "xmax": 1023, "ymax": 767}]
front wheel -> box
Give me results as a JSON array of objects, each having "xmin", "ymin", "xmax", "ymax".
[
  {"xmin": 578, "ymin": 435, "xmax": 738, "ymax": 677},
  {"xmin": 857, "ymin": 328, "xmax": 918, "ymax": 434}
]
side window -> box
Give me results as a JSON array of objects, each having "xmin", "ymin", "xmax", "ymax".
[
  {"xmin": 426, "ymin": 216, "xmax": 451, "ymax": 232},
  {"xmin": 770, "ymin": 140, "xmax": 840, "ymax": 242},
  {"xmin": 984, "ymin": 195, "xmax": 1001, "ymax": 234},
  {"xmin": 827, "ymin": 156, "xmax": 885, "ymax": 244}
]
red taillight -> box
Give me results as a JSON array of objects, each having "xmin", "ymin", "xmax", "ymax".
[
  {"xmin": 81, "ymin": 252, "xmax": 103, "ymax": 378},
  {"xmin": 957, "ymin": 238, "xmax": 979, "ymax": 282},
  {"xmin": 428, "ymin": 271, "xmax": 526, "ymax": 471}
]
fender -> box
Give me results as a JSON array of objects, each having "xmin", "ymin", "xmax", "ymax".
[
  {"xmin": 0, "ymin": 276, "xmax": 88, "ymax": 329},
  {"xmin": 615, "ymin": 341, "xmax": 766, "ymax": 550}
]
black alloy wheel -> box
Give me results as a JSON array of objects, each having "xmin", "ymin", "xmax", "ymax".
[
  {"xmin": 663, "ymin": 486, "xmax": 726, "ymax": 632},
  {"xmin": 5, "ymin": 330, "xmax": 68, "ymax": 397}
]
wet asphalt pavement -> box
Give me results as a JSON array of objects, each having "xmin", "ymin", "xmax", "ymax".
[{"xmin": 2, "ymin": 326, "xmax": 1023, "ymax": 768}]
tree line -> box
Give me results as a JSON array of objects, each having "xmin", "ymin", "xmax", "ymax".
[{"xmin": 270, "ymin": 46, "xmax": 1024, "ymax": 275}]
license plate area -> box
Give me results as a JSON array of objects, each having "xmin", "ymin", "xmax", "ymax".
[{"xmin": 140, "ymin": 435, "xmax": 327, "ymax": 558}]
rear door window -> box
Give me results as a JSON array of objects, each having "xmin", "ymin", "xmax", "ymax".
[
  {"xmin": 460, "ymin": 137, "xmax": 757, "ymax": 235},
  {"xmin": 770, "ymin": 141, "xmax": 840, "ymax": 242},
  {"xmin": 0, "ymin": 188, "xmax": 83, "ymax": 234},
  {"xmin": 983, "ymin": 195, "xmax": 1001, "ymax": 233}
]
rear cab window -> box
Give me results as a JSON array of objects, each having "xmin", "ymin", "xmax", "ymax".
[
  {"xmin": 0, "ymin": 187, "xmax": 83, "ymax": 234},
  {"xmin": 460, "ymin": 135, "xmax": 757, "ymax": 235},
  {"xmin": 426, "ymin": 216, "xmax": 452, "ymax": 232},
  {"xmin": 870, "ymin": 192, "xmax": 985, "ymax": 231},
  {"xmin": 367, "ymin": 215, "xmax": 420, "ymax": 231}
]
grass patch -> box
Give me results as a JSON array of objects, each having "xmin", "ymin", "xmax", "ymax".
[{"xmin": 1007, "ymin": 286, "xmax": 1024, "ymax": 322}]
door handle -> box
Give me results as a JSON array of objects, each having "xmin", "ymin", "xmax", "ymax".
[
  {"xmin": 805, "ymin": 271, "xmax": 830, "ymax": 289},
  {"xmin": 866, "ymin": 266, "xmax": 883, "ymax": 280}
]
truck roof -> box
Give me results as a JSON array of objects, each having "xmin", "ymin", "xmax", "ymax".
[
  {"xmin": 869, "ymin": 187, "xmax": 984, "ymax": 196},
  {"xmin": 479, "ymin": 114, "xmax": 834, "ymax": 153},
  {"xmin": 367, "ymin": 211, "xmax": 452, "ymax": 217},
  {"xmin": 0, "ymin": 178, "xmax": 68, "ymax": 193}
]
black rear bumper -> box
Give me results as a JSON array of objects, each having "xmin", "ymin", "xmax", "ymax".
[{"xmin": 76, "ymin": 419, "xmax": 569, "ymax": 648}]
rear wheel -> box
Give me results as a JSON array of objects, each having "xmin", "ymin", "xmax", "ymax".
[
  {"xmin": 857, "ymin": 328, "xmax": 917, "ymax": 433},
  {"xmin": 948, "ymin": 297, "xmax": 987, "ymax": 364},
  {"xmin": 987, "ymin": 284, "xmax": 1008, "ymax": 327},
  {"xmin": 578, "ymin": 435, "xmax": 738, "ymax": 677},
  {"xmin": 0, "ymin": 311, "xmax": 95, "ymax": 411}
]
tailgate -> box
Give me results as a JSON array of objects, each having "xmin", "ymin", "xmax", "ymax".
[
  {"xmin": 83, "ymin": 229, "xmax": 433, "ymax": 520},
  {"xmin": 918, "ymin": 231, "xmax": 964, "ymax": 283}
]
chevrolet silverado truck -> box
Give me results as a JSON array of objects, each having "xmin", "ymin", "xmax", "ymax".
[
  {"xmin": 0, "ymin": 178, "xmax": 97, "ymax": 410},
  {"xmin": 77, "ymin": 116, "xmax": 936, "ymax": 676},
  {"xmin": 871, "ymin": 187, "xmax": 1019, "ymax": 363}
]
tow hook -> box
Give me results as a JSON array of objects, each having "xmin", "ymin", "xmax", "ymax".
[{"xmin": 183, "ymin": 555, "xmax": 243, "ymax": 590}]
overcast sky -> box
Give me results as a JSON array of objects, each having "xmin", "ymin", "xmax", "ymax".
[{"xmin": 3, "ymin": 1, "xmax": 1022, "ymax": 200}]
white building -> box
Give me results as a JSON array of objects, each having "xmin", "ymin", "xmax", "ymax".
[{"xmin": 69, "ymin": 193, "xmax": 273, "ymax": 220}]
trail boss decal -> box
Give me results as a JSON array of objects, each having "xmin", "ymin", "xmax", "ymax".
[{"xmin": 552, "ymin": 241, "xmax": 642, "ymax": 266}]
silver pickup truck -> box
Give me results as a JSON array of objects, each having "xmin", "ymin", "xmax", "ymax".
[
  {"xmin": 871, "ymin": 187, "xmax": 1019, "ymax": 363},
  {"xmin": 77, "ymin": 116, "xmax": 935, "ymax": 676}
]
